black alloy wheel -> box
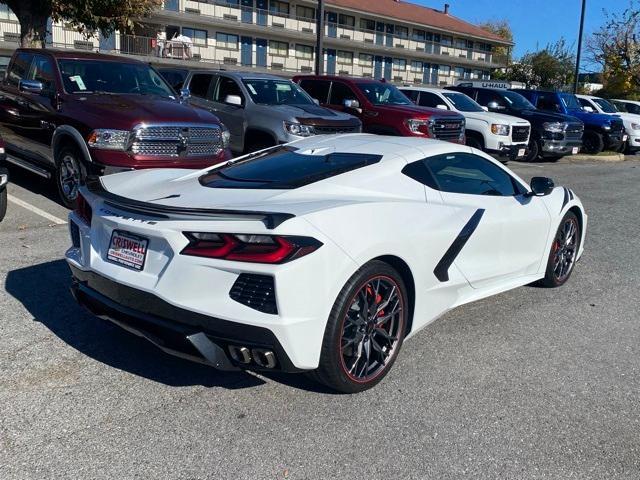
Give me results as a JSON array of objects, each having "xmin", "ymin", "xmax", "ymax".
[
  {"xmin": 312, "ymin": 261, "xmax": 408, "ymax": 393},
  {"xmin": 538, "ymin": 211, "xmax": 580, "ymax": 288}
]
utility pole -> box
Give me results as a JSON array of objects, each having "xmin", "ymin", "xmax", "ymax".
[
  {"xmin": 573, "ymin": 0, "xmax": 587, "ymax": 93},
  {"xmin": 315, "ymin": 0, "xmax": 324, "ymax": 75}
]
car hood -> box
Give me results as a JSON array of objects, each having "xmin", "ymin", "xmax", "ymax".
[
  {"xmin": 63, "ymin": 93, "xmax": 222, "ymax": 130},
  {"xmin": 516, "ymin": 109, "xmax": 581, "ymax": 125},
  {"xmin": 464, "ymin": 111, "xmax": 530, "ymax": 125},
  {"xmin": 269, "ymin": 104, "xmax": 358, "ymax": 122},
  {"xmin": 372, "ymin": 104, "xmax": 464, "ymax": 120},
  {"xmin": 566, "ymin": 109, "xmax": 620, "ymax": 125}
]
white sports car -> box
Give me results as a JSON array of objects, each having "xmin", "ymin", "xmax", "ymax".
[{"xmin": 66, "ymin": 134, "xmax": 587, "ymax": 393}]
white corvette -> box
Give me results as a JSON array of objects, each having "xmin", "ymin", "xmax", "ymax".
[{"xmin": 66, "ymin": 134, "xmax": 587, "ymax": 393}]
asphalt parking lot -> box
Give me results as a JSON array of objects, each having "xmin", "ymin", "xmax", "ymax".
[{"xmin": 1, "ymin": 158, "xmax": 639, "ymax": 479}]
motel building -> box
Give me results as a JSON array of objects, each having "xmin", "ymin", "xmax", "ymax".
[{"xmin": 0, "ymin": 0, "xmax": 511, "ymax": 85}]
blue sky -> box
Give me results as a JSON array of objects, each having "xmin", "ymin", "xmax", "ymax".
[{"xmin": 414, "ymin": 0, "xmax": 629, "ymax": 72}]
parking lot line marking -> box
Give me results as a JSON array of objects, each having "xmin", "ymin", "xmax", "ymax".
[{"xmin": 8, "ymin": 195, "xmax": 67, "ymax": 225}]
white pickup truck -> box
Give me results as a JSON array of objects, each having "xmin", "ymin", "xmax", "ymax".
[
  {"xmin": 400, "ymin": 86, "xmax": 531, "ymax": 163},
  {"xmin": 577, "ymin": 95, "xmax": 638, "ymax": 153}
]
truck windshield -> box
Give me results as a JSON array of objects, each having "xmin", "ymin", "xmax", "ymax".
[
  {"xmin": 501, "ymin": 91, "xmax": 536, "ymax": 110},
  {"xmin": 559, "ymin": 93, "xmax": 583, "ymax": 111},
  {"xmin": 242, "ymin": 79, "xmax": 315, "ymax": 105},
  {"xmin": 58, "ymin": 59, "xmax": 174, "ymax": 97},
  {"xmin": 593, "ymin": 98, "xmax": 618, "ymax": 113},
  {"xmin": 356, "ymin": 83, "xmax": 413, "ymax": 106},
  {"xmin": 442, "ymin": 92, "xmax": 484, "ymax": 112}
]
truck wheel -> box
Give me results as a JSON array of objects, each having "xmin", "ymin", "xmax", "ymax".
[
  {"xmin": 525, "ymin": 138, "xmax": 540, "ymax": 162},
  {"xmin": 55, "ymin": 145, "xmax": 87, "ymax": 209},
  {"xmin": 465, "ymin": 135, "xmax": 484, "ymax": 151},
  {"xmin": 0, "ymin": 187, "xmax": 6, "ymax": 222},
  {"xmin": 582, "ymin": 131, "xmax": 604, "ymax": 155}
]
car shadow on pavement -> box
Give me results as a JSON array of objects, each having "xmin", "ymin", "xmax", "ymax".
[
  {"xmin": 5, "ymin": 259, "xmax": 265, "ymax": 390},
  {"xmin": 5, "ymin": 164, "xmax": 64, "ymax": 208}
]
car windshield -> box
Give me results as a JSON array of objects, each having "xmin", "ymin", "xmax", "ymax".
[
  {"xmin": 559, "ymin": 93, "xmax": 582, "ymax": 110},
  {"xmin": 442, "ymin": 92, "xmax": 484, "ymax": 112},
  {"xmin": 57, "ymin": 59, "xmax": 175, "ymax": 97},
  {"xmin": 200, "ymin": 146, "xmax": 382, "ymax": 189},
  {"xmin": 593, "ymin": 98, "xmax": 618, "ymax": 113},
  {"xmin": 501, "ymin": 91, "xmax": 536, "ymax": 110},
  {"xmin": 242, "ymin": 79, "xmax": 315, "ymax": 105},
  {"xmin": 356, "ymin": 83, "xmax": 413, "ymax": 106}
]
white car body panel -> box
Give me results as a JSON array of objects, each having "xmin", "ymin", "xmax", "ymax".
[
  {"xmin": 66, "ymin": 134, "xmax": 587, "ymax": 371},
  {"xmin": 577, "ymin": 94, "xmax": 640, "ymax": 150}
]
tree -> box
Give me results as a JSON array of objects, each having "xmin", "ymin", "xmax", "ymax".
[
  {"xmin": 502, "ymin": 39, "xmax": 576, "ymax": 89},
  {"xmin": 587, "ymin": 1, "xmax": 640, "ymax": 98},
  {"xmin": 478, "ymin": 19, "xmax": 513, "ymax": 63},
  {"xmin": 0, "ymin": 0, "xmax": 162, "ymax": 48}
]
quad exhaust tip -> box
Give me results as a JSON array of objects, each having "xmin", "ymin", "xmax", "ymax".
[{"xmin": 228, "ymin": 345, "xmax": 277, "ymax": 368}]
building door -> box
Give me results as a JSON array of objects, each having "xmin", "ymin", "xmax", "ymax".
[
  {"xmin": 423, "ymin": 63, "xmax": 431, "ymax": 85},
  {"xmin": 375, "ymin": 22, "xmax": 385, "ymax": 46},
  {"xmin": 241, "ymin": 36, "xmax": 253, "ymax": 66},
  {"xmin": 383, "ymin": 56, "xmax": 392, "ymax": 80},
  {"xmin": 326, "ymin": 49, "xmax": 336, "ymax": 74},
  {"xmin": 256, "ymin": 38, "xmax": 267, "ymax": 67},
  {"xmin": 430, "ymin": 64, "xmax": 439, "ymax": 85},
  {"xmin": 326, "ymin": 12, "xmax": 337, "ymax": 38},
  {"xmin": 241, "ymin": 0, "xmax": 253, "ymax": 23},
  {"xmin": 256, "ymin": 0, "xmax": 267, "ymax": 26},
  {"xmin": 374, "ymin": 56, "xmax": 383, "ymax": 79},
  {"xmin": 385, "ymin": 24, "xmax": 394, "ymax": 47}
]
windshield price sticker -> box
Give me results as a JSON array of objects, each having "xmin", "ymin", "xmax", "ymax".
[{"xmin": 69, "ymin": 75, "xmax": 87, "ymax": 91}]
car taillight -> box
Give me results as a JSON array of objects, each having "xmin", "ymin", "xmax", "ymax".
[
  {"xmin": 75, "ymin": 192, "xmax": 92, "ymax": 226},
  {"xmin": 180, "ymin": 233, "xmax": 322, "ymax": 264}
]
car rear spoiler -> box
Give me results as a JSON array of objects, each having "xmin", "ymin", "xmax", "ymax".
[{"xmin": 85, "ymin": 176, "xmax": 295, "ymax": 229}]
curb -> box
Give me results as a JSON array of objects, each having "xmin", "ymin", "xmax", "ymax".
[{"xmin": 567, "ymin": 152, "xmax": 627, "ymax": 162}]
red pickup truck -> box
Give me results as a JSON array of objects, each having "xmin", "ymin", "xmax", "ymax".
[
  {"xmin": 0, "ymin": 49, "xmax": 231, "ymax": 207},
  {"xmin": 293, "ymin": 75, "xmax": 465, "ymax": 143}
]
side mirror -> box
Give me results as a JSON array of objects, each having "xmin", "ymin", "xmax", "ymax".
[
  {"xmin": 343, "ymin": 98, "xmax": 360, "ymax": 110},
  {"xmin": 528, "ymin": 176, "xmax": 554, "ymax": 196},
  {"xmin": 224, "ymin": 94, "xmax": 242, "ymax": 106},
  {"xmin": 487, "ymin": 101, "xmax": 505, "ymax": 111},
  {"xmin": 583, "ymin": 106, "xmax": 594, "ymax": 113},
  {"xmin": 481, "ymin": 106, "xmax": 489, "ymax": 112},
  {"xmin": 179, "ymin": 87, "xmax": 190, "ymax": 102},
  {"xmin": 19, "ymin": 79, "xmax": 43, "ymax": 94},
  {"xmin": 312, "ymin": 98, "xmax": 320, "ymax": 105},
  {"xmin": 436, "ymin": 104, "xmax": 449, "ymax": 110}
]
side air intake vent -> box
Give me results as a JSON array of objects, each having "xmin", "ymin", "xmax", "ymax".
[{"xmin": 229, "ymin": 274, "xmax": 277, "ymax": 314}]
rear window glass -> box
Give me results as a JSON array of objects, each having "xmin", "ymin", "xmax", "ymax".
[{"xmin": 200, "ymin": 146, "xmax": 382, "ymax": 189}]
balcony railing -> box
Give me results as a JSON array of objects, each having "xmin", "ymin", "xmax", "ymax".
[
  {"xmin": 162, "ymin": 0, "xmax": 509, "ymax": 66},
  {"xmin": 0, "ymin": 21, "xmax": 488, "ymax": 87}
]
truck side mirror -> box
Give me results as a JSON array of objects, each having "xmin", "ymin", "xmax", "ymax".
[
  {"xmin": 583, "ymin": 105, "xmax": 594, "ymax": 113},
  {"xmin": 528, "ymin": 176, "xmax": 554, "ymax": 196},
  {"xmin": 224, "ymin": 94, "xmax": 243, "ymax": 107},
  {"xmin": 487, "ymin": 101, "xmax": 505, "ymax": 111},
  {"xmin": 343, "ymin": 99, "xmax": 360, "ymax": 110},
  {"xmin": 19, "ymin": 79, "xmax": 43, "ymax": 94},
  {"xmin": 179, "ymin": 87, "xmax": 190, "ymax": 102},
  {"xmin": 436, "ymin": 104, "xmax": 449, "ymax": 110},
  {"xmin": 312, "ymin": 98, "xmax": 320, "ymax": 105}
]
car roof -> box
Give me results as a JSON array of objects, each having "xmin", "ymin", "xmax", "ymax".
[
  {"xmin": 293, "ymin": 75, "xmax": 383, "ymax": 84},
  {"xmin": 191, "ymin": 70, "xmax": 290, "ymax": 81},
  {"xmin": 16, "ymin": 48, "xmax": 143, "ymax": 64}
]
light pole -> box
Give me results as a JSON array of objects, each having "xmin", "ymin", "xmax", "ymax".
[
  {"xmin": 315, "ymin": 0, "xmax": 324, "ymax": 75},
  {"xmin": 573, "ymin": 0, "xmax": 587, "ymax": 93}
]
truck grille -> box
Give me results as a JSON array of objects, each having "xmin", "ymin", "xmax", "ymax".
[
  {"xmin": 511, "ymin": 125, "xmax": 530, "ymax": 143},
  {"xmin": 130, "ymin": 124, "xmax": 223, "ymax": 157},
  {"xmin": 314, "ymin": 125, "xmax": 361, "ymax": 135},
  {"xmin": 565, "ymin": 123, "xmax": 584, "ymax": 141},
  {"xmin": 431, "ymin": 119, "xmax": 464, "ymax": 142}
]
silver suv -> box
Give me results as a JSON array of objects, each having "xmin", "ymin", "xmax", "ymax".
[{"xmin": 182, "ymin": 71, "xmax": 362, "ymax": 154}]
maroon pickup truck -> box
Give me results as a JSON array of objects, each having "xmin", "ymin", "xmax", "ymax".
[{"xmin": 0, "ymin": 49, "xmax": 230, "ymax": 207}]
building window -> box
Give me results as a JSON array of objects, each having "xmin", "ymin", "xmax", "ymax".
[
  {"xmin": 358, "ymin": 53, "xmax": 374, "ymax": 66},
  {"xmin": 454, "ymin": 67, "xmax": 464, "ymax": 78},
  {"xmin": 393, "ymin": 58, "xmax": 406, "ymax": 71},
  {"xmin": 413, "ymin": 29, "xmax": 426, "ymax": 42},
  {"xmin": 182, "ymin": 27, "xmax": 207, "ymax": 46},
  {"xmin": 269, "ymin": 0, "xmax": 289, "ymax": 16},
  {"xmin": 269, "ymin": 40, "xmax": 289, "ymax": 57},
  {"xmin": 337, "ymin": 50, "xmax": 353, "ymax": 65},
  {"xmin": 395, "ymin": 26, "xmax": 408, "ymax": 39},
  {"xmin": 216, "ymin": 32, "xmax": 238, "ymax": 50},
  {"xmin": 297, "ymin": 5, "xmax": 315, "ymax": 20},
  {"xmin": 440, "ymin": 65, "xmax": 451, "ymax": 75},
  {"xmin": 455, "ymin": 38, "xmax": 467, "ymax": 49},
  {"xmin": 441, "ymin": 35, "xmax": 453, "ymax": 47},
  {"xmin": 295, "ymin": 44, "xmax": 313, "ymax": 59},
  {"xmin": 360, "ymin": 18, "xmax": 376, "ymax": 31},
  {"xmin": 410, "ymin": 60, "xmax": 423, "ymax": 73},
  {"xmin": 338, "ymin": 14, "xmax": 355, "ymax": 27}
]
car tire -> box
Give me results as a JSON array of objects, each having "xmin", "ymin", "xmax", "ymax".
[
  {"xmin": 537, "ymin": 211, "xmax": 580, "ymax": 288},
  {"xmin": 582, "ymin": 131, "xmax": 604, "ymax": 155},
  {"xmin": 0, "ymin": 187, "xmax": 6, "ymax": 222},
  {"xmin": 525, "ymin": 138, "xmax": 540, "ymax": 162},
  {"xmin": 312, "ymin": 260, "xmax": 408, "ymax": 393},
  {"xmin": 465, "ymin": 135, "xmax": 484, "ymax": 150},
  {"xmin": 55, "ymin": 145, "xmax": 87, "ymax": 209}
]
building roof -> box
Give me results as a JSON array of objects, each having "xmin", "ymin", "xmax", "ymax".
[{"xmin": 325, "ymin": 0, "xmax": 511, "ymax": 44}]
